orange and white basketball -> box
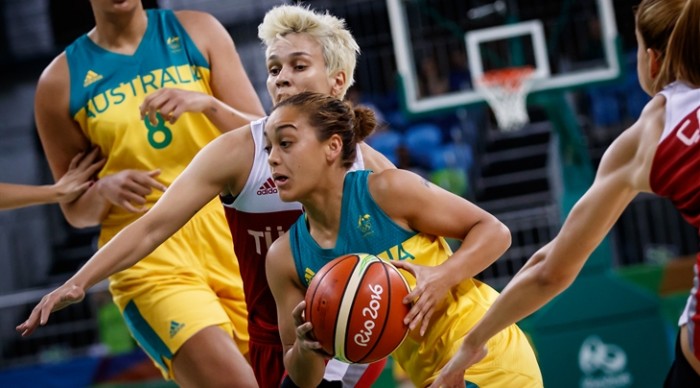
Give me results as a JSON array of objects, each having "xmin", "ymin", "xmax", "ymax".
[{"xmin": 304, "ymin": 253, "xmax": 411, "ymax": 364}]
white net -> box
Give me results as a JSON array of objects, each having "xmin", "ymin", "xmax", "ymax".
[{"xmin": 475, "ymin": 67, "xmax": 536, "ymax": 131}]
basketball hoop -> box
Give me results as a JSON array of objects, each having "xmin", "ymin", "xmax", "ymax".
[{"xmin": 475, "ymin": 67, "xmax": 536, "ymax": 132}]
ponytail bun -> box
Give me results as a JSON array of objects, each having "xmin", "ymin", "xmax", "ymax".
[{"xmin": 352, "ymin": 105, "xmax": 377, "ymax": 142}]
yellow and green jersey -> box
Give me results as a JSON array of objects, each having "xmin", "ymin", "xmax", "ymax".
[
  {"xmin": 66, "ymin": 8, "xmax": 220, "ymax": 236},
  {"xmin": 289, "ymin": 170, "xmax": 542, "ymax": 387}
]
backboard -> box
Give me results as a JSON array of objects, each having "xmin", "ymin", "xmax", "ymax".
[{"xmin": 387, "ymin": 0, "xmax": 621, "ymax": 115}]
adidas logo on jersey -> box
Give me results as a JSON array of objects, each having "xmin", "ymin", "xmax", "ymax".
[
  {"xmin": 83, "ymin": 70, "xmax": 103, "ymax": 87},
  {"xmin": 169, "ymin": 320, "xmax": 185, "ymax": 338},
  {"xmin": 304, "ymin": 267, "xmax": 315, "ymax": 285},
  {"xmin": 257, "ymin": 177, "xmax": 278, "ymax": 195}
]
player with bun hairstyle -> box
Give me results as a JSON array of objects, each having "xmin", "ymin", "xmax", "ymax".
[
  {"xmin": 18, "ymin": 4, "xmax": 393, "ymax": 387},
  {"xmin": 265, "ymin": 91, "xmax": 543, "ymax": 388},
  {"xmin": 431, "ymin": 0, "xmax": 700, "ymax": 386}
]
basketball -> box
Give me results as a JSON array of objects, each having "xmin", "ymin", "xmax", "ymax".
[{"xmin": 304, "ymin": 253, "xmax": 411, "ymax": 364}]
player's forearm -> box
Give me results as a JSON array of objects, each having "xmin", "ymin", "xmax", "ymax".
[
  {"xmin": 0, "ymin": 183, "xmax": 57, "ymax": 210},
  {"xmin": 464, "ymin": 252, "xmax": 573, "ymax": 348},
  {"xmin": 446, "ymin": 217, "xmax": 511, "ymax": 282},
  {"xmin": 204, "ymin": 98, "xmax": 264, "ymax": 133},
  {"xmin": 68, "ymin": 218, "xmax": 166, "ymax": 290},
  {"xmin": 284, "ymin": 344, "xmax": 326, "ymax": 388},
  {"xmin": 60, "ymin": 185, "xmax": 109, "ymax": 227}
]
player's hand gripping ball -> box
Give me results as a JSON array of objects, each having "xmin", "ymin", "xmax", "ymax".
[{"xmin": 304, "ymin": 253, "xmax": 411, "ymax": 363}]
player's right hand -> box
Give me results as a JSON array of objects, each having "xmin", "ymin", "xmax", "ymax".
[
  {"xmin": 140, "ymin": 88, "xmax": 212, "ymax": 125},
  {"xmin": 15, "ymin": 283, "xmax": 86, "ymax": 337},
  {"xmin": 96, "ymin": 169, "xmax": 168, "ymax": 213}
]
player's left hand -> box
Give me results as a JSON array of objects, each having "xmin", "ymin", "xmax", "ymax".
[
  {"xmin": 429, "ymin": 342, "xmax": 488, "ymax": 388},
  {"xmin": 140, "ymin": 88, "xmax": 213, "ymax": 125},
  {"xmin": 54, "ymin": 147, "xmax": 105, "ymax": 203},
  {"xmin": 392, "ymin": 260, "xmax": 452, "ymax": 336},
  {"xmin": 292, "ymin": 300, "xmax": 332, "ymax": 359}
]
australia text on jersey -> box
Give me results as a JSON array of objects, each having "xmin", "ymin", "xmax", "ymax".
[{"xmin": 84, "ymin": 65, "xmax": 205, "ymax": 118}]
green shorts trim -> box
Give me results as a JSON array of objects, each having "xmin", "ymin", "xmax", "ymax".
[{"xmin": 123, "ymin": 300, "xmax": 173, "ymax": 373}]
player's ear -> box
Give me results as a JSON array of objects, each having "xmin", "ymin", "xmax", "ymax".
[
  {"xmin": 325, "ymin": 134, "xmax": 343, "ymax": 163},
  {"xmin": 646, "ymin": 48, "xmax": 662, "ymax": 80},
  {"xmin": 329, "ymin": 70, "xmax": 346, "ymax": 98}
]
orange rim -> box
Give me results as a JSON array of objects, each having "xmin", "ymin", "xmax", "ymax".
[{"xmin": 478, "ymin": 66, "xmax": 535, "ymax": 90}]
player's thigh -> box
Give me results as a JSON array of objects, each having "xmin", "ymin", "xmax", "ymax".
[
  {"xmin": 118, "ymin": 279, "xmax": 236, "ymax": 378},
  {"xmin": 194, "ymin": 231, "xmax": 250, "ymax": 357},
  {"xmin": 180, "ymin": 199, "xmax": 250, "ymax": 355},
  {"xmin": 173, "ymin": 325, "xmax": 256, "ymax": 388}
]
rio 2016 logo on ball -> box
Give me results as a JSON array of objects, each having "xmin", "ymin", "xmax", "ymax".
[{"xmin": 304, "ymin": 253, "xmax": 411, "ymax": 364}]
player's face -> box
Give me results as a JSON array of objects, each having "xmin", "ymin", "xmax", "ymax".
[
  {"xmin": 266, "ymin": 33, "xmax": 344, "ymax": 105},
  {"xmin": 264, "ymin": 105, "xmax": 327, "ymax": 202}
]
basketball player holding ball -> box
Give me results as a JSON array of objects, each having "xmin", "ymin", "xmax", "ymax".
[
  {"xmin": 18, "ymin": 4, "xmax": 393, "ymax": 387},
  {"xmin": 265, "ymin": 92, "xmax": 543, "ymax": 388}
]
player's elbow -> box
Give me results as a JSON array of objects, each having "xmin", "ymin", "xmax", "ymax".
[
  {"xmin": 494, "ymin": 220, "xmax": 512, "ymax": 253},
  {"xmin": 484, "ymin": 216, "xmax": 511, "ymax": 255},
  {"xmin": 533, "ymin": 258, "xmax": 577, "ymax": 295},
  {"xmin": 61, "ymin": 207, "xmax": 101, "ymax": 228}
]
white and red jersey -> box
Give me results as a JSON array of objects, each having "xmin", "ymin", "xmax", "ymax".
[
  {"xmin": 220, "ymin": 116, "xmax": 368, "ymax": 359},
  {"xmin": 652, "ymin": 82, "xmax": 700, "ymax": 354}
]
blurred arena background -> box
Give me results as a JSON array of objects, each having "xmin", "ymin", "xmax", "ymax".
[{"xmin": 0, "ymin": 0, "xmax": 697, "ymax": 387}]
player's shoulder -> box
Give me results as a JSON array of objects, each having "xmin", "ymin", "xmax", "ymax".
[
  {"xmin": 173, "ymin": 9, "xmax": 224, "ymax": 34},
  {"xmin": 267, "ymin": 229, "xmax": 292, "ymax": 265},
  {"xmin": 597, "ymin": 94, "xmax": 665, "ymax": 186},
  {"xmin": 617, "ymin": 93, "xmax": 665, "ymax": 152},
  {"xmin": 370, "ymin": 168, "xmax": 424, "ymax": 189},
  {"xmin": 368, "ymin": 168, "xmax": 425, "ymax": 202},
  {"xmin": 212, "ymin": 123, "xmax": 254, "ymax": 158},
  {"xmin": 37, "ymin": 52, "xmax": 70, "ymax": 94}
]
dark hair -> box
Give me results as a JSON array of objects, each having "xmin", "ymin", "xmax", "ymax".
[
  {"xmin": 270, "ymin": 91, "xmax": 376, "ymax": 168},
  {"xmin": 636, "ymin": 0, "xmax": 700, "ymax": 92}
]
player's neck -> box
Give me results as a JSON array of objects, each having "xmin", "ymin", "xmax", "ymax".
[
  {"xmin": 89, "ymin": 10, "xmax": 148, "ymax": 55},
  {"xmin": 304, "ymin": 199, "xmax": 342, "ymax": 250}
]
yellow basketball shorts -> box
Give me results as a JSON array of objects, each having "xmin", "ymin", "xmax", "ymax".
[
  {"xmin": 461, "ymin": 324, "xmax": 543, "ymax": 388},
  {"xmin": 406, "ymin": 323, "xmax": 543, "ymax": 388},
  {"xmin": 101, "ymin": 199, "xmax": 248, "ymax": 380}
]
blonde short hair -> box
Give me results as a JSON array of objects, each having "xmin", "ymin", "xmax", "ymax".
[{"xmin": 258, "ymin": 4, "xmax": 360, "ymax": 98}]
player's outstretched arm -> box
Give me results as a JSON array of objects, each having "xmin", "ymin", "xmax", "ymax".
[
  {"xmin": 429, "ymin": 96, "xmax": 664, "ymax": 386},
  {"xmin": 0, "ymin": 148, "xmax": 104, "ymax": 210},
  {"xmin": 17, "ymin": 128, "xmax": 251, "ymax": 336},
  {"xmin": 266, "ymin": 235, "xmax": 327, "ymax": 387}
]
